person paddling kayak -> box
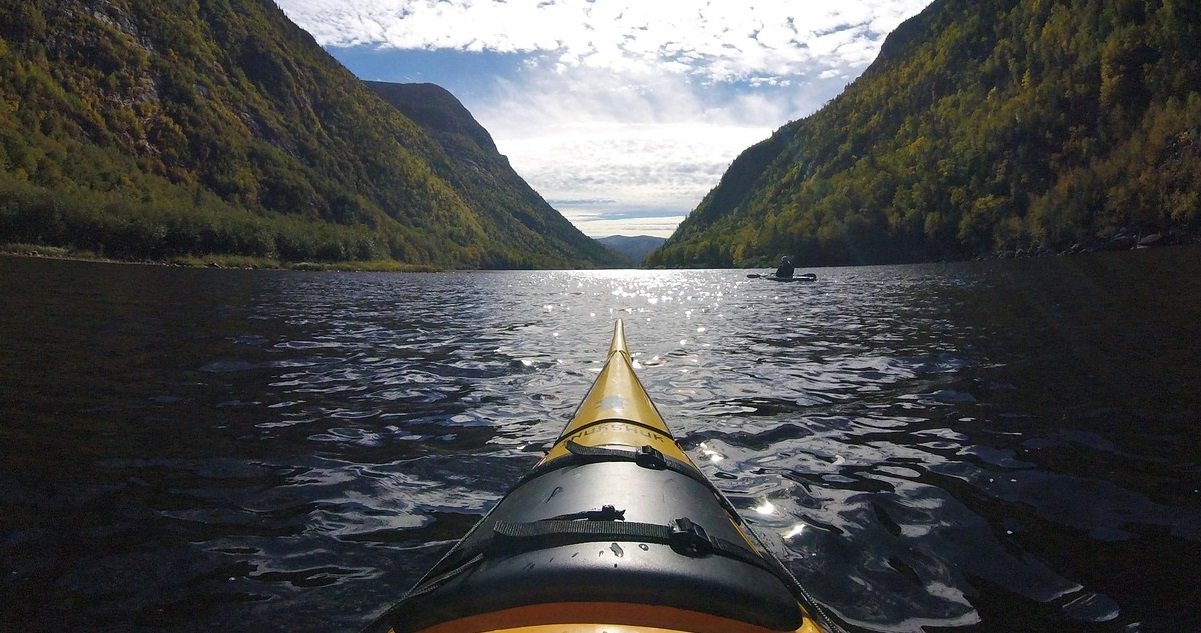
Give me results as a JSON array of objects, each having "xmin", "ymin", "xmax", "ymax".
[
  {"xmin": 745, "ymin": 258, "xmax": 815, "ymax": 282},
  {"xmin": 775, "ymin": 256, "xmax": 795, "ymax": 278}
]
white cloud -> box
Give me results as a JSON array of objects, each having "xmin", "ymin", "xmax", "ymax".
[
  {"xmin": 466, "ymin": 66, "xmax": 780, "ymax": 236},
  {"xmin": 496, "ymin": 118, "xmax": 767, "ymax": 217},
  {"xmin": 575, "ymin": 215, "xmax": 686, "ymax": 239},
  {"xmin": 281, "ymin": 0, "xmax": 932, "ymax": 82},
  {"xmin": 277, "ymin": 0, "xmax": 934, "ymax": 236}
]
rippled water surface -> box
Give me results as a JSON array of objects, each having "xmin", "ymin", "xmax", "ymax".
[{"xmin": 2, "ymin": 251, "xmax": 1200, "ymax": 633}]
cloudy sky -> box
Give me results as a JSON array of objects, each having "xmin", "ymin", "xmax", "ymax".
[{"xmin": 276, "ymin": 0, "xmax": 934, "ymax": 238}]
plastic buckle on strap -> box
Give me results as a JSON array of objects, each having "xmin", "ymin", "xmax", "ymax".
[
  {"xmin": 670, "ymin": 517, "xmax": 714, "ymax": 557},
  {"xmin": 635, "ymin": 445, "xmax": 667, "ymax": 469}
]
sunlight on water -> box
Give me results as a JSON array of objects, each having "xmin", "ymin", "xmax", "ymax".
[{"xmin": 782, "ymin": 523, "xmax": 808, "ymax": 539}]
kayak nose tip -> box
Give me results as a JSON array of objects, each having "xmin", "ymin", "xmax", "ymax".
[{"xmin": 608, "ymin": 318, "xmax": 629, "ymax": 358}]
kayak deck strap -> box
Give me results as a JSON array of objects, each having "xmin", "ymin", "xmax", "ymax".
[
  {"xmin": 561, "ymin": 440, "xmax": 743, "ymax": 523},
  {"xmin": 399, "ymin": 512, "xmax": 775, "ymax": 604},
  {"xmin": 568, "ymin": 441, "xmax": 669, "ymax": 469},
  {"xmin": 401, "ymin": 457, "xmax": 764, "ymax": 611},
  {"xmin": 492, "ymin": 517, "xmax": 776, "ymax": 575},
  {"xmin": 400, "ymin": 553, "xmax": 484, "ymax": 601},
  {"xmin": 527, "ymin": 438, "xmax": 704, "ymax": 488}
]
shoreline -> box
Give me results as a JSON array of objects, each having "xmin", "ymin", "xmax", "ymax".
[{"xmin": 0, "ymin": 244, "xmax": 439, "ymax": 273}]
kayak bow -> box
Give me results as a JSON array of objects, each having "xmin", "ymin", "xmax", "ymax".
[
  {"xmin": 747, "ymin": 273, "xmax": 817, "ymax": 282},
  {"xmin": 365, "ymin": 320, "xmax": 835, "ymax": 633}
]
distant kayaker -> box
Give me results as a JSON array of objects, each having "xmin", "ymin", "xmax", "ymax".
[{"xmin": 774, "ymin": 256, "xmax": 795, "ymax": 278}]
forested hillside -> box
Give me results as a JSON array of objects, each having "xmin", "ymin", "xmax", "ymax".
[
  {"xmin": 0, "ymin": 0, "xmax": 611, "ymax": 269},
  {"xmin": 365, "ymin": 82, "xmax": 615, "ymax": 267},
  {"xmin": 648, "ymin": 0, "xmax": 1201, "ymax": 268}
]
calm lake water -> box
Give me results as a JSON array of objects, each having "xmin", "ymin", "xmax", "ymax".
[{"xmin": 2, "ymin": 250, "xmax": 1200, "ymax": 633}]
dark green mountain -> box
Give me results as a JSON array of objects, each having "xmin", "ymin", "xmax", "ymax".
[
  {"xmin": 0, "ymin": 0, "xmax": 609, "ymax": 269},
  {"xmin": 648, "ymin": 0, "xmax": 1201, "ymax": 268},
  {"xmin": 365, "ymin": 82, "xmax": 613, "ymax": 267}
]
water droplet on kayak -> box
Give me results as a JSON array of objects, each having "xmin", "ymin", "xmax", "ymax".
[{"xmin": 610, "ymin": 543, "xmax": 624, "ymax": 558}]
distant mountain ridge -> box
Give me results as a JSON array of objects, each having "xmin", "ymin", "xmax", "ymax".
[
  {"xmin": 649, "ymin": 0, "xmax": 1201, "ymax": 268},
  {"xmin": 0, "ymin": 0, "xmax": 610, "ymax": 268},
  {"xmin": 595, "ymin": 235, "xmax": 666, "ymax": 264}
]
